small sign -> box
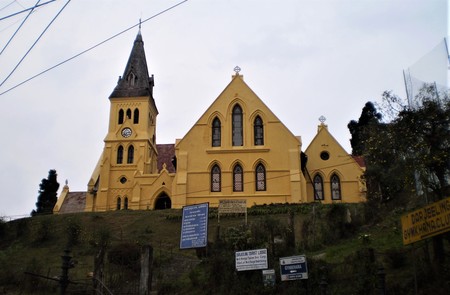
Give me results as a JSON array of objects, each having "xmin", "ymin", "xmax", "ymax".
[
  {"xmin": 262, "ymin": 269, "xmax": 276, "ymax": 287},
  {"xmin": 219, "ymin": 199, "xmax": 247, "ymax": 214},
  {"xmin": 279, "ymin": 255, "xmax": 308, "ymax": 281},
  {"xmin": 180, "ymin": 203, "xmax": 209, "ymax": 249},
  {"xmin": 401, "ymin": 197, "xmax": 450, "ymax": 245},
  {"xmin": 235, "ymin": 248, "xmax": 268, "ymax": 271}
]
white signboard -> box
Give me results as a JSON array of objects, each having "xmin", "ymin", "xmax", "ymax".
[
  {"xmin": 219, "ymin": 199, "xmax": 247, "ymax": 214},
  {"xmin": 235, "ymin": 248, "xmax": 268, "ymax": 271}
]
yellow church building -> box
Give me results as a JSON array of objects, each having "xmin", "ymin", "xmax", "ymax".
[{"xmin": 53, "ymin": 32, "xmax": 366, "ymax": 214}]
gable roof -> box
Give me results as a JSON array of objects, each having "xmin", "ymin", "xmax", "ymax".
[
  {"xmin": 58, "ymin": 191, "xmax": 86, "ymax": 214},
  {"xmin": 157, "ymin": 144, "xmax": 176, "ymax": 173}
]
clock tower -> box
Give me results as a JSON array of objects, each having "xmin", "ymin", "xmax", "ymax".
[{"xmin": 85, "ymin": 30, "xmax": 159, "ymax": 211}]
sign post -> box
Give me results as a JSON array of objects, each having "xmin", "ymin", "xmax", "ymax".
[
  {"xmin": 180, "ymin": 203, "xmax": 209, "ymax": 249},
  {"xmin": 401, "ymin": 197, "xmax": 450, "ymax": 245},
  {"xmin": 279, "ymin": 255, "xmax": 308, "ymax": 281},
  {"xmin": 235, "ymin": 248, "xmax": 268, "ymax": 271},
  {"xmin": 218, "ymin": 199, "xmax": 247, "ymax": 225}
]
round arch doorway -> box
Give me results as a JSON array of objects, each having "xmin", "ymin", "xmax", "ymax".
[{"xmin": 154, "ymin": 193, "xmax": 172, "ymax": 210}]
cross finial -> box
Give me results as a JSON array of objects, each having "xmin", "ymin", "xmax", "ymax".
[
  {"xmin": 319, "ymin": 115, "xmax": 326, "ymax": 124},
  {"xmin": 234, "ymin": 66, "xmax": 241, "ymax": 74},
  {"xmin": 139, "ymin": 18, "xmax": 142, "ymax": 30}
]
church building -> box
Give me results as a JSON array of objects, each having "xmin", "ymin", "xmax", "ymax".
[{"xmin": 53, "ymin": 31, "xmax": 366, "ymax": 214}]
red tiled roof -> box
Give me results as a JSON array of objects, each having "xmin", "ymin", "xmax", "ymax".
[
  {"xmin": 157, "ymin": 144, "xmax": 176, "ymax": 173},
  {"xmin": 352, "ymin": 155, "xmax": 366, "ymax": 168},
  {"xmin": 59, "ymin": 192, "xmax": 86, "ymax": 214}
]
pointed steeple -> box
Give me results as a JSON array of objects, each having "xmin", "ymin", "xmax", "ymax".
[{"xmin": 109, "ymin": 31, "xmax": 155, "ymax": 99}]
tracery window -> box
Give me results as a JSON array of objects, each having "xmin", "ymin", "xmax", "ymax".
[
  {"xmin": 254, "ymin": 116, "xmax": 264, "ymax": 145},
  {"xmin": 232, "ymin": 105, "xmax": 243, "ymax": 146},
  {"xmin": 313, "ymin": 174, "xmax": 324, "ymax": 200},
  {"xmin": 212, "ymin": 117, "xmax": 221, "ymax": 147},
  {"xmin": 118, "ymin": 109, "xmax": 124, "ymax": 124},
  {"xmin": 127, "ymin": 145, "xmax": 134, "ymax": 164},
  {"xmin": 117, "ymin": 146, "xmax": 124, "ymax": 164},
  {"xmin": 133, "ymin": 108, "xmax": 139, "ymax": 124},
  {"xmin": 124, "ymin": 197, "xmax": 128, "ymax": 210},
  {"xmin": 233, "ymin": 164, "xmax": 243, "ymax": 192},
  {"xmin": 117, "ymin": 197, "xmax": 121, "ymax": 210},
  {"xmin": 255, "ymin": 163, "xmax": 266, "ymax": 191},
  {"xmin": 331, "ymin": 174, "xmax": 342, "ymax": 200},
  {"xmin": 211, "ymin": 164, "xmax": 221, "ymax": 192}
]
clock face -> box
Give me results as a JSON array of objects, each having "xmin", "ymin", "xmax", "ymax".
[{"xmin": 121, "ymin": 128, "xmax": 132, "ymax": 138}]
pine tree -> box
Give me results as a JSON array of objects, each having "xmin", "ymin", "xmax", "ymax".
[{"xmin": 31, "ymin": 169, "xmax": 60, "ymax": 216}]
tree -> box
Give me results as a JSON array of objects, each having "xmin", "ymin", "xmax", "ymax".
[
  {"xmin": 347, "ymin": 101, "xmax": 382, "ymax": 155},
  {"xmin": 31, "ymin": 170, "xmax": 60, "ymax": 216}
]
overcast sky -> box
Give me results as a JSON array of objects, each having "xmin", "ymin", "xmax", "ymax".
[{"xmin": 0, "ymin": 0, "xmax": 448, "ymax": 218}]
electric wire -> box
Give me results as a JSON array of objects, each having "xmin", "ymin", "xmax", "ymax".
[
  {"xmin": 0, "ymin": 0, "xmax": 189, "ymax": 97},
  {"xmin": 0, "ymin": 1, "xmax": 16, "ymax": 12},
  {"xmin": 0, "ymin": 0, "xmax": 41, "ymax": 56},
  {"xmin": 0, "ymin": 0, "xmax": 70, "ymax": 88},
  {"xmin": 0, "ymin": 0, "xmax": 56, "ymax": 22}
]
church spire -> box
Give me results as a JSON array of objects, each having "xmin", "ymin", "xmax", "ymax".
[{"xmin": 109, "ymin": 31, "xmax": 155, "ymax": 99}]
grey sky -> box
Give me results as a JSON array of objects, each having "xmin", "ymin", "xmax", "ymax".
[{"xmin": 0, "ymin": 0, "xmax": 447, "ymax": 218}]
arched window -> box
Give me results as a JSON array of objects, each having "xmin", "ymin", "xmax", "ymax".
[
  {"xmin": 313, "ymin": 174, "xmax": 324, "ymax": 200},
  {"xmin": 255, "ymin": 163, "xmax": 266, "ymax": 191},
  {"xmin": 116, "ymin": 197, "xmax": 121, "ymax": 210},
  {"xmin": 331, "ymin": 174, "xmax": 341, "ymax": 200},
  {"xmin": 233, "ymin": 164, "xmax": 243, "ymax": 192},
  {"xmin": 118, "ymin": 109, "xmax": 124, "ymax": 124},
  {"xmin": 124, "ymin": 197, "xmax": 128, "ymax": 210},
  {"xmin": 127, "ymin": 145, "xmax": 134, "ymax": 164},
  {"xmin": 126, "ymin": 108, "xmax": 132, "ymax": 119},
  {"xmin": 212, "ymin": 117, "xmax": 221, "ymax": 147},
  {"xmin": 117, "ymin": 146, "xmax": 124, "ymax": 164},
  {"xmin": 232, "ymin": 104, "xmax": 243, "ymax": 146},
  {"xmin": 211, "ymin": 164, "xmax": 221, "ymax": 192},
  {"xmin": 133, "ymin": 108, "xmax": 139, "ymax": 124},
  {"xmin": 254, "ymin": 116, "xmax": 264, "ymax": 145}
]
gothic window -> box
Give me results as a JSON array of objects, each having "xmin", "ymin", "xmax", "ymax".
[
  {"xmin": 126, "ymin": 108, "xmax": 132, "ymax": 119},
  {"xmin": 212, "ymin": 117, "xmax": 221, "ymax": 147},
  {"xmin": 117, "ymin": 146, "xmax": 124, "ymax": 164},
  {"xmin": 331, "ymin": 174, "xmax": 342, "ymax": 200},
  {"xmin": 127, "ymin": 145, "xmax": 134, "ymax": 164},
  {"xmin": 211, "ymin": 164, "xmax": 221, "ymax": 192},
  {"xmin": 124, "ymin": 197, "xmax": 128, "ymax": 210},
  {"xmin": 118, "ymin": 109, "xmax": 124, "ymax": 124},
  {"xmin": 313, "ymin": 174, "xmax": 324, "ymax": 200},
  {"xmin": 255, "ymin": 163, "xmax": 266, "ymax": 191},
  {"xmin": 233, "ymin": 164, "xmax": 243, "ymax": 192},
  {"xmin": 116, "ymin": 197, "xmax": 121, "ymax": 210},
  {"xmin": 254, "ymin": 116, "xmax": 264, "ymax": 145},
  {"xmin": 133, "ymin": 108, "xmax": 139, "ymax": 124},
  {"xmin": 232, "ymin": 104, "xmax": 243, "ymax": 146}
]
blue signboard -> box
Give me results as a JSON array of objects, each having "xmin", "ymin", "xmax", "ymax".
[
  {"xmin": 279, "ymin": 255, "xmax": 308, "ymax": 281},
  {"xmin": 180, "ymin": 203, "xmax": 209, "ymax": 249}
]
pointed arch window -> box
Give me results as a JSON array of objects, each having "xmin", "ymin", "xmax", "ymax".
[
  {"xmin": 232, "ymin": 104, "xmax": 243, "ymax": 146},
  {"xmin": 127, "ymin": 145, "xmax": 134, "ymax": 164},
  {"xmin": 233, "ymin": 164, "xmax": 243, "ymax": 192},
  {"xmin": 211, "ymin": 164, "xmax": 221, "ymax": 192},
  {"xmin": 117, "ymin": 146, "xmax": 124, "ymax": 164},
  {"xmin": 255, "ymin": 163, "xmax": 266, "ymax": 191},
  {"xmin": 133, "ymin": 108, "xmax": 139, "ymax": 124},
  {"xmin": 212, "ymin": 117, "xmax": 221, "ymax": 147},
  {"xmin": 254, "ymin": 116, "xmax": 264, "ymax": 145},
  {"xmin": 331, "ymin": 174, "xmax": 342, "ymax": 200},
  {"xmin": 118, "ymin": 109, "xmax": 124, "ymax": 124},
  {"xmin": 126, "ymin": 108, "xmax": 132, "ymax": 119},
  {"xmin": 313, "ymin": 174, "xmax": 324, "ymax": 200},
  {"xmin": 124, "ymin": 197, "xmax": 128, "ymax": 210},
  {"xmin": 117, "ymin": 197, "xmax": 121, "ymax": 210}
]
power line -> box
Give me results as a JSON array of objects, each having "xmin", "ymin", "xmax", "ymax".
[
  {"xmin": 0, "ymin": 0, "xmax": 71, "ymax": 88},
  {"xmin": 0, "ymin": 0, "xmax": 189, "ymax": 97},
  {"xmin": 0, "ymin": 0, "xmax": 56, "ymax": 22},
  {"xmin": 0, "ymin": 0, "xmax": 41, "ymax": 56}
]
